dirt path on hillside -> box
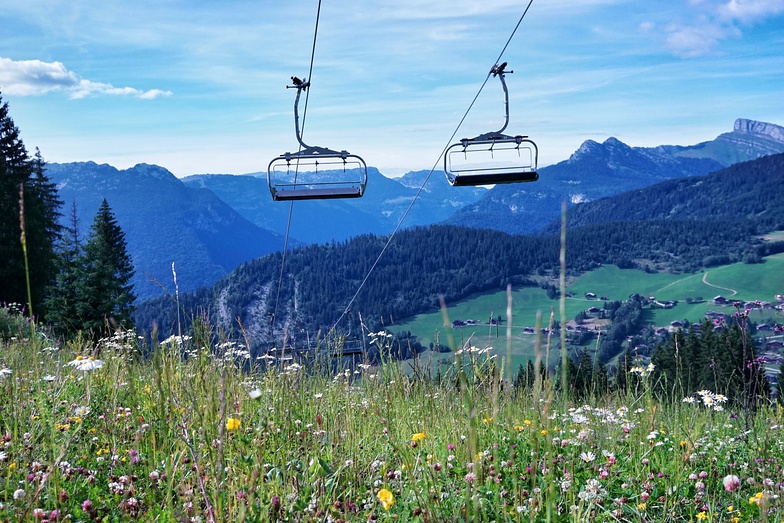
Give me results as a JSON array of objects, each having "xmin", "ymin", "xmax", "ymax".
[
  {"xmin": 702, "ymin": 272, "xmax": 738, "ymax": 296},
  {"xmin": 656, "ymin": 273, "xmax": 700, "ymax": 293}
]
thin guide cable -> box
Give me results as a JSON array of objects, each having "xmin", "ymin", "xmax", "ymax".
[{"xmin": 272, "ymin": 0, "xmax": 323, "ymax": 332}]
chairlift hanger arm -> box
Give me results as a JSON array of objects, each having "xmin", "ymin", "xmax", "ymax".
[
  {"xmin": 284, "ymin": 75, "xmax": 350, "ymax": 157},
  {"xmin": 288, "ymin": 76, "xmax": 315, "ymax": 152},
  {"xmin": 490, "ymin": 62, "xmax": 512, "ymax": 137}
]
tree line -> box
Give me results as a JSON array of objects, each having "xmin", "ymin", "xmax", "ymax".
[{"xmin": 513, "ymin": 316, "xmax": 770, "ymax": 409}]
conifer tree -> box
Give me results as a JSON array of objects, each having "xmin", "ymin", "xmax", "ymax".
[
  {"xmin": 46, "ymin": 200, "xmax": 84, "ymax": 336},
  {"xmin": 0, "ymin": 92, "xmax": 61, "ymax": 315},
  {"xmin": 77, "ymin": 199, "xmax": 135, "ymax": 335}
]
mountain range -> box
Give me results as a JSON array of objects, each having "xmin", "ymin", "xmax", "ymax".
[
  {"xmin": 46, "ymin": 118, "xmax": 784, "ymax": 301},
  {"xmin": 133, "ymin": 152, "xmax": 784, "ymax": 349},
  {"xmin": 181, "ymin": 168, "xmax": 486, "ymax": 245},
  {"xmin": 445, "ymin": 118, "xmax": 784, "ymax": 234}
]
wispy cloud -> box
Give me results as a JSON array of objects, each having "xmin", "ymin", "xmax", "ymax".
[
  {"xmin": 0, "ymin": 57, "xmax": 172, "ymax": 99},
  {"xmin": 643, "ymin": 0, "xmax": 784, "ymax": 58},
  {"xmin": 718, "ymin": 0, "xmax": 784, "ymax": 23},
  {"xmin": 661, "ymin": 20, "xmax": 740, "ymax": 58}
]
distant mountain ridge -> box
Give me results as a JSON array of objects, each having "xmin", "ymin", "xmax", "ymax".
[
  {"xmin": 47, "ymin": 162, "xmax": 284, "ymax": 301},
  {"xmin": 445, "ymin": 118, "xmax": 784, "ymax": 234},
  {"xmin": 182, "ymin": 168, "xmax": 486, "ymax": 244},
  {"xmin": 653, "ymin": 119, "xmax": 784, "ymax": 164}
]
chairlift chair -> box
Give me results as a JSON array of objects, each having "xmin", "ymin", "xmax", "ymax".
[
  {"xmin": 445, "ymin": 63, "xmax": 539, "ymax": 186},
  {"xmin": 268, "ymin": 77, "xmax": 368, "ymax": 201}
]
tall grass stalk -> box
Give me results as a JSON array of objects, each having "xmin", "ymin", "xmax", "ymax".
[
  {"xmin": 559, "ymin": 199, "xmax": 568, "ymax": 397},
  {"xmin": 18, "ymin": 184, "xmax": 34, "ymax": 325}
]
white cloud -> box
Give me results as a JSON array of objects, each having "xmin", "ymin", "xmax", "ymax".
[
  {"xmin": 0, "ymin": 56, "xmax": 171, "ymax": 99},
  {"xmin": 663, "ymin": 21, "xmax": 740, "ymax": 58},
  {"xmin": 719, "ymin": 0, "xmax": 784, "ymax": 23},
  {"xmin": 640, "ymin": 0, "xmax": 784, "ymax": 58}
]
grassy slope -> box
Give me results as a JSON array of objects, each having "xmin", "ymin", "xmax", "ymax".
[{"xmin": 392, "ymin": 254, "xmax": 784, "ymax": 372}]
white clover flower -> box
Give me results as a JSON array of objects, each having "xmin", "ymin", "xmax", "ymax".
[
  {"xmin": 0, "ymin": 367, "xmax": 11, "ymax": 378},
  {"xmin": 248, "ymin": 388, "xmax": 263, "ymax": 400}
]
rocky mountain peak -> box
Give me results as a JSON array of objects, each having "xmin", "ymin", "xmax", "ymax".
[{"xmin": 733, "ymin": 119, "xmax": 784, "ymax": 144}]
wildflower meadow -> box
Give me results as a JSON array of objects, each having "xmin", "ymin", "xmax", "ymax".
[{"xmin": 1, "ymin": 305, "xmax": 784, "ymax": 522}]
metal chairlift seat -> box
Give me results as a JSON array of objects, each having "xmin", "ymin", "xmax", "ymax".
[
  {"xmin": 268, "ymin": 77, "xmax": 368, "ymax": 201},
  {"xmin": 444, "ymin": 63, "xmax": 539, "ymax": 186}
]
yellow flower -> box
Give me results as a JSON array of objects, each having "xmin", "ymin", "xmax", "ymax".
[
  {"xmin": 226, "ymin": 418, "xmax": 241, "ymax": 431},
  {"xmin": 514, "ymin": 425, "xmax": 524, "ymax": 431},
  {"xmin": 411, "ymin": 432, "xmax": 425, "ymax": 442},
  {"xmin": 524, "ymin": 419, "xmax": 532, "ymax": 426},
  {"xmin": 750, "ymin": 491, "xmax": 765, "ymax": 505},
  {"xmin": 696, "ymin": 511, "xmax": 708, "ymax": 521},
  {"xmin": 377, "ymin": 488, "xmax": 395, "ymax": 510},
  {"xmin": 540, "ymin": 429, "xmax": 548, "ymax": 435},
  {"xmin": 482, "ymin": 417, "xmax": 493, "ymax": 424},
  {"xmin": 637, "ymin": 502, "xmax": 646, "ymax": 510}
]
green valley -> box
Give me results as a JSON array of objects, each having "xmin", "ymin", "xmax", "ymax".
[{"xmin": 391, "ymin": 254, "xmax": 784, "ymax": 373}]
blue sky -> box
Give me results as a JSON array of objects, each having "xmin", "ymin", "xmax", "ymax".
[{"xmin": 1, "ymin": 0, "xmax": 783, "ymax": 178}]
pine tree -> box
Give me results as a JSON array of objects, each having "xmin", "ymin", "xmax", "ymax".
[
  {"xmin": 26, "ymin": 149, "xmax": 62, "ymax": 310},
  {"xmin": 46, "ymin": 200, "xmax": 84, "ymax": 337},
  {"xmin": 77, "ymin": 199, "xmax": 136, "ymax": 335},
  {"xmin": 0, "ymin": 92, "xmax": 61, "ymax": 315},
  {"xmin": 614, "ymin": 347, "xmax": 633, "ymax": 393}
]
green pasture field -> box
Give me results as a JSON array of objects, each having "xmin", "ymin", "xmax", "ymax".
[{"xmin": 392, "ymin": 254, "xmax": 784, "ymax": 372}]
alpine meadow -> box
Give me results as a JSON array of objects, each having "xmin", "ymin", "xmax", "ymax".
[{"xmin": 3, "ymin": 1, "xmax": 784, "ymax": 520}]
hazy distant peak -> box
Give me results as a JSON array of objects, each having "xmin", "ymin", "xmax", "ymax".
[
  {"xmin": 569, "ymin": 139, "xmax": 601, "ymax": 160},
  {"xmin": 569, "ymin": 136, "xmax": 631, "ymax": 162},
  {"xmin": 129, "ymin": 163, "xmax": 179, "ymax": 182}
]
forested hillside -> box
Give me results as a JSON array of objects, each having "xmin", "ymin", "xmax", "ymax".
[{"xmin": 134, "ymin": 216, "xmax": 775, "ymax": 350}]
